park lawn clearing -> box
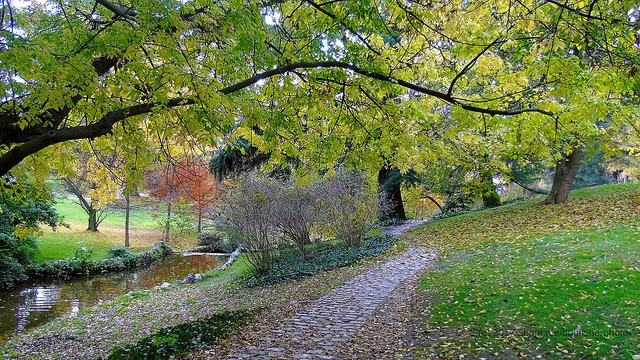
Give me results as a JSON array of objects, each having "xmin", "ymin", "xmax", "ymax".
[
  {"xmin": 35, "ymin": 198, "xmax": 189, "ymax": 263},
  {"xmin": 409, "ymin": 183, "xmax": 640, "ymax": 359}
]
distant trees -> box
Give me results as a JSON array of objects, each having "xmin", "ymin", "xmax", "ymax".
[
  {"xmin": 145, "ymin": 165, "xmax": 180, "ymax": 243},
  {"xmin": 146, "ymin": 159, "xmax": 219, "ymax": 245}
]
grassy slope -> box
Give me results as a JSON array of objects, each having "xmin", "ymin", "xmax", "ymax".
[
  {"xmin": 407, "ymin": 183, "xmax": 640, "ymax": 359},
  {"xmin": 35, "ymin": 198, "xmax": 170, "ymax": 262}
]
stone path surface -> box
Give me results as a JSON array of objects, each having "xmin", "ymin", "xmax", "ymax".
[
  {"xmin": 380, "ymin": 219, "xmax": 427, "ymax": 236},
  {"xmin": 227, "ymin": 222, "xmax": 434, "ymax": 359}
]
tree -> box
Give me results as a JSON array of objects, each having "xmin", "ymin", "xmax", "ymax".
[
  {"xmin": 1, "ymin": 0, "xmax": 638, "ymax": 207},
  {"xmin": 377, "ymin": 167, "xmax": 406, "ymax": 221},
  {"xmin": 146, "ymin": 158, "xmax": 218, "ymax": 242},
  {"xmin": 545, "ymin": 148, "xmax": 584, "ymax": 204},
  {"xmin": 209, "ymin": 137, "xmax": 271, "ymax": 182},
  {"xmin": 145, "ymin": 164, "xmax": 182, "ymax": 243},
  {"xmin": 174, "ymin": 160, "xmax": 218, "ymax": 233},
  {"xmin": 1, "ymin": 176, "xmax": 63, "ymax": 288},
  {"xmin": 58, "ymin": 146, "xmax": 119, "ymax": 231}
]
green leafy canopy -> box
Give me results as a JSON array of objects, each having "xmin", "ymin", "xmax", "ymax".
[{"xmin": 1, "ymin": 0, "xmax": 639, "ymax": 180}]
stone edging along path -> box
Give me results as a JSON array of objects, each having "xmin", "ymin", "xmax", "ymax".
[{"xmin": 225, "ymin": 221, "xmax": 435, "ymax": 359}]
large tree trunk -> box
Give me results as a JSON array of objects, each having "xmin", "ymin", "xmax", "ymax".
[
  {"xmin": 481, "ymin": 170, "xmax": 501, "ymax": 207},
  {"xmin": 378, "ymin": 167, "xmax": 407, "ymax": 221},
  {"xmin": 124, "ymin": 193, "xmax": 131, "ymax": 248},
  {"xmin": 545, "ymin": 148, "xmax": 583, "ymax": 204},
  {"xmin": 87, "ymin": 208, "xmax": 98, "ymax": 231}
]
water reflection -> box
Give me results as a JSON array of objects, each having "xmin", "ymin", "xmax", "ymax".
[{"xmin": 0, "ymin": 254, "xmax": 224, "ymax": 343}]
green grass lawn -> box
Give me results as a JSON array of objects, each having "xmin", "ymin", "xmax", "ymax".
[
  {"xmin": 409, "ymin": 183, "xmax": 640, "ymax": 359},
  {"xmin": 52, "ymin": 198, "xmax": 159, "ymax": 229},
  {"xmin": 35, "ymin": 198, "xmax": 192, "ymax": 262}
]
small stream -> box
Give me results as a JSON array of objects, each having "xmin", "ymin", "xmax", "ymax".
[{"xmin": 0, "ymin": 254, "xmax": 225, "ymax": 343}]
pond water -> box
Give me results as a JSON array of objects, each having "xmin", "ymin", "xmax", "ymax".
[{"xmin": 0, "ymin": 254, "xmax": 225, "ymax": 344}]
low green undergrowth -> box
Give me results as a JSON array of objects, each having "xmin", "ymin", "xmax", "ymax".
[
  {"xmin": 105, "ymin": 309, "xmax": 253, "ymax": 360},
  {"xmin": 245, "ymin": 234, "xmax": 397, "ymax": 287},
  {"xmin": 418, "ymin": 225, "xmax": 640, "ymax": 359},
  {"xmin": 26, "ymin": 243, "xmax": 171, "ymax": 279}
]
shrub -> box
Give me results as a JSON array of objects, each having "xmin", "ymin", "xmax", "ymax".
[
  {"xmin": 74, "ymin": 246, "xmax": 93, "ymax": 261},
  {"xmin": 219, "ymin": 237, "xmax": 239, "ymax": 253},
  {"xmin": 0, "ymin": 250, "xmax": 27, "ymax": 287},
  {"xmin": 107, "ymin": 246, "xmax": 132, "ymax": 259},
  {"xmin": 7, "ymin": 235, "xmax": 39, "ymax": 265},
  {"xmin": 271, "ymin": 180, "xmax": 319, "ymax": 259},
  {"xmin": 106, "ymin": 310, "xmax": 253, "ymax": 359},
  {"xmin": 0, "ymin": 233, "xmax": 39, "ymax": 287},
  {"xmin": 316, "ymin": 170, "xmax": 380, "ymax": 248},
  {"xmin": 105, "ymin": 246, "xmax": 136, "ymax": 269},
  {"xmin": 220, "ymin": 170, "xmax": 384, "ymax": 276},
  {"xmin": 220, "ymin": 176, "xmax": 281, "ymax": 274},
  {"xmin": 375, "ymin": 218, "xmax": 405, "ymax": 228},
  {"xmin": 100, "ymin": 258, "xmax": 131, "ymax": 272}
]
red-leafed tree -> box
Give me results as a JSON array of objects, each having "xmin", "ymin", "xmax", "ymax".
[
  {"xmin": 146, "ymin": 160, "xmax": 218, "ymax": 240},
  {"xmin": 145, "ymin": 164, "xmax": 182, "ymax": 242},
  {"xmin": 174, "ymin": 160, "xmax": 219, "ymax": 233}
]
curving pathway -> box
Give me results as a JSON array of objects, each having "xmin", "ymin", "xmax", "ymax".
[{"xmin": 226, "ymin": 221, "xmax": 434, "ymax": 359}]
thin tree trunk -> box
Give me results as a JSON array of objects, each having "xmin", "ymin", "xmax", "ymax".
[
  {"xmin": 124, "ymin": 193, "xmax": 130, "ymax": 248},
  {"xmin": 378, "ymin": 167, "xmax": 407, "ymax": 221},
  {"xmin": 545, "ymin": 148, "xmax": 583, "ymax": 204},
  {"xmin": 197, "ymin": 208, "xmax": 202, "ymax": 234},
  {"xmin": 164, "ymin": 201, "xmax": 172, "ymax": 242}
]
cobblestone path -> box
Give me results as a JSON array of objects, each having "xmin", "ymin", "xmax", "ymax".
[
  {"xmin": 380, "ymin": 219, "xmax": 427, "ymax": 237},
  {"xmin": 227, "ymin": 246, "xmax": 435, "ymax": 359}
]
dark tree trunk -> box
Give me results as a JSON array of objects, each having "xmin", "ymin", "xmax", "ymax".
[
  {"xmin": 87, "ymin": 208, "xmax": 98, "ymax": 231},
  {"xmin": 63, "ymin": 177, "xmax": 100, "ymax": 231},
  {"xmin": 378, "ymin": 167, "xmax": 407, "ymax": 221},
  {"xmin": 124, "ymin": 193, "xmax": 131, "ymax": 248},
  {"xmin": 481, "ymin": 170, "xmax": 500, "ymax": 207},
  {"xmin": 545, "ymin": 148, "xmax": 583, "ymax": 204},
  {"xmin": 197, "ymin": 208, "xmax": 203, "ymax": 234}
]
